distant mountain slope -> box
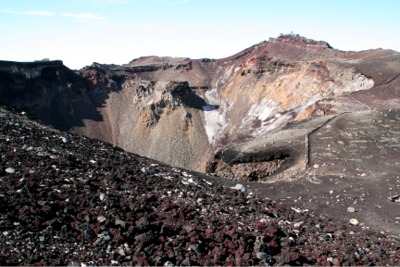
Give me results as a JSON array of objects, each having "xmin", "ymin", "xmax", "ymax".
[{"xmin": 1, "ymin": 34, "xmax": 400, "ymax": 173}]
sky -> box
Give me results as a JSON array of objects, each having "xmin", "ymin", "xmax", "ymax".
[{"xmin": 1, "ymin": 0, "xmax": 399, "ymax": 69}]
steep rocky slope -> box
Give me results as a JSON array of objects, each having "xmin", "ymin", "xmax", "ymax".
[
  {"xmin": 1, "ymin": 105, "xmax": 399, "ymax": 266},
  {"xmin": 2, "ymin": 34, "xmax": 399, "ymax": 172}
]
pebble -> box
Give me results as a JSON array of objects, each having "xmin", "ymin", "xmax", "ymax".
[
  {"xmin": 115, "ymin": 218, "xmax": 126, "ymax": 228},
  {"xmin": 349, "ymin": 218, "xmax": 359, "ymax": 225},
  {"xmin": 293, "ymin": 222, "xmax": 303, "ymax": 229},
  {"xmin": 115, "ymin": 247, "xmax": 125, "ymax": 256},
  {"xmin": 388, "ymin": 195, "xmax": 400, "ymax": 202},
  {"xmin": 232, "ymin": 183, "xmax": 246, "ymax": 192},
  {"xmin": 97, "ymin": 216, "xmax": 107, "ymax": 223},
  {"xmin": 141, "ymin": 167, "xmax": 156, "ymax": 175},
  {"xmin": 256, "ymin": 252, "xmax": 270, "ymax": 261},
  {"xmin": 5, "ymin": 167, "xmax": 16, "ymax": 174},
  {"xmin": 347, "ymin": 207, "xmax": 356, "ymax": 213},
  {"xmin": 164, "ymin": 261, "xmax": 175, "ymax": 267}
]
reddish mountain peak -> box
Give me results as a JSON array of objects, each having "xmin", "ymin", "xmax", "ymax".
[
  {"xmin": 218, "ymin": 34, "xmax": 337, "ymax": 66},
  {"xmin": 272, "ymin": 33, "xmax": 333, "ymax": 49}
]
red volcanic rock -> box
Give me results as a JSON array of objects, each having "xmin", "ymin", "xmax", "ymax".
[{"xmin": 0, "ymin": 104, "xmax": 399, "ymax": 266}]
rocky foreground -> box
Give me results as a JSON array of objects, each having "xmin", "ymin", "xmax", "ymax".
[{"xmin": 0, "ymin": 105, "xmax": 399, "ymax": 266}]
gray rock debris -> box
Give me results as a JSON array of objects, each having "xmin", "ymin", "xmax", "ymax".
[
  {"xmin": 232, "ymin": 183, "xmax": 246, "ymax": 192},
  {"xmin": 388, "ymin": 194, "xmax": 400, "ymax": 203}
]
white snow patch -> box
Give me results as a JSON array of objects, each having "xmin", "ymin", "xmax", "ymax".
[
  {"xmin": 247, "ymin": 98, "xmax": 278, "ymax": 121},
  {"xmin": 203, "ymin": 88, "xmax": 229, "ymax": 145},
  {"xmin": 237, "ymin": 98, "xmax": 281, "ymax": 137},
  {"xmin": 215, "ymin": 65, "xmax": 234, "ymax": 88}
]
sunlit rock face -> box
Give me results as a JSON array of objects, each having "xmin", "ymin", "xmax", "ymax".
[{"xmin": 1, "ymin": 34, "xmax": 400, "ymax": 173}]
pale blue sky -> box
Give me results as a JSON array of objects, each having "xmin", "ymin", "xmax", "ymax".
[{"xmin": 1, "ymin": 0, "xmax": 399, "ymax": 69}]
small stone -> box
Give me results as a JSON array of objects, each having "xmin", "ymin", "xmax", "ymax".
[
  {"xmin": 99, "ymin": 193, "xmax": 106, "ymax": 201},
  {"xmin": 115, "ymin": 247, "xmax": 125, "ymax": 256},
  {"xmin": 115, "ymin": 218, "xmax": 126, "ymax": 228},
  {"xmin": 232, "ymin": 184, "xmax": 246, "ymax": 192},
  {"xmin": 61, "ymin": 137, "xmax": 68, "ymax": 143},
  {"xmin": 5, "ymin": 167, "xmax": 15, "ymax": 174},
  {"xmin": 388, "ymin": 195, "xmax": 400, "ymax": 203},
  {"xmin": 293, "ymin": 222, "xmax": 303, "ymax": 229},
  {"xmin": 97, "ymin": 216, "xmax": 107, "ymax": 223},
  {"xmin": 360, "ymin": 173, "xmax": 366, "ymax": 177},
  {"xmin": 347, "ymin": 207, "xmax": 356, "ymax": 213},
  {"xmin": 313, "ymin": 164, "xmax": 320, "ymax": 169},
  {"xmin": 84, "ymin": 228, "xmax": 95, "ymax": 238},
  {"xmin": 256, "ymin": 252, "xmax": 270, "ymax": 261},
  {"xmin": 291, "ymin": 207, "xmax": 302, "ymax": 213},
  {"xmin": 349, "ymin": 218, "xmax": 359, "ymax": 225},
  {"xmin": 164, "ymin": 261, "xmax": 175, "ymax": 267},
  {"xmin": 141, "ymin": 167, "xmax": 156, "ymax": 175}
]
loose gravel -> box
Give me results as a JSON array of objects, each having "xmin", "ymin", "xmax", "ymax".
[{"xmin": 0, "ymin": 105, "xmax": 399, "ymax": 266}]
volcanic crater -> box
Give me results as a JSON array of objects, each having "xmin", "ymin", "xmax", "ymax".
[{"xmin": 1, "ymin": 34, "xmax": 400, "ymax": 265}]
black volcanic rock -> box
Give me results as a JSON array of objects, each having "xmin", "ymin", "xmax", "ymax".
[
  {"xmin": 0, "ymin": 60, "xmax": 104, "ymax": 131},
  {"xmin": 0, "ymin": 104, "xmax": 399, "ymax": 265}
]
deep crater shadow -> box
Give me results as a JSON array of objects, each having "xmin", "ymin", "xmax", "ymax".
[
  {"xmin": 0, "ymin": 60, "xmax": 122, "ymax": 131},
  {"xmin": 168, "ymin": 81, "xmax": 220, "ymax": 111}
]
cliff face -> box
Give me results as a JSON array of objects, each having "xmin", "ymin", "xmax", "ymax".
[{"xmin": 1, "ymin": 34, "xmax": 399, "ymax": 172}]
